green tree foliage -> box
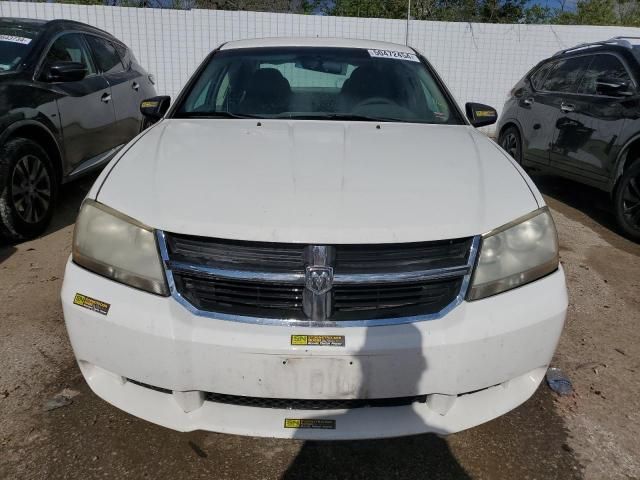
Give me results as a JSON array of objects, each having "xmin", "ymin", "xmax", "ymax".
[
  {"xmin": 324, "ymin": 0, "xmax": 530, "ymax": 22},
  {"xmin": 557, "ymin": 0, "xmax": 617, "ymax": 25},
  {"xmin": 324, "ymin": 0, "xmax": 640, "ymax": 25},
  {"xmin": 523, "ymin": 4, "xmax": 555, "ymax": 24},
  {"xmin": 56, "ymin": 0, "xmax": 105, "ymax": 4},
  {"xmin": 53, "ymin": 0, "xmax": 640, "ymax": 25},
  {"xmin": 616, "ymin": 0, "xmax": 640, "ymax": 24},
  {"xmin": 192, "ymin": 0, "xmax": 301, "ymax": 11}
]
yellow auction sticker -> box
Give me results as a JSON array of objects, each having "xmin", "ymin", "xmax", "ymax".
[
  {"xmin": 73, "ymin": 293, "xmax": 110, "ymax": 315},
  {"xmin": 284, "ymin": 418, "xmax": 336, "ymax": 429},
  {"xmin": 291, "ymin": 335, "xmax": 345, "ymax": 347}
]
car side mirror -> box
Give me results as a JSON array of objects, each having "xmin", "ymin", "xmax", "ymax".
[
  {"xmin": 140, "ymin": 96, "xmax": 171, "ymax": 122},
  {"xmin": 465, "ymin": 102, "xmax": 498, "ymax": 128},
  {"xmin": 45, "ymin": 61, "xmax": 87, "ymax": 83},
  {"xmin": 595, "ymin": 77, "xmax": 634, "ymax": 97}
]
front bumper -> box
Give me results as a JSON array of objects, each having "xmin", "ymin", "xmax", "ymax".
[{"xmin": 61, "ymin": 260, "xmax": 567, "ymax": 440}]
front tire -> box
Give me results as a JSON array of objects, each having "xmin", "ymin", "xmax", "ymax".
[
  {"xmin": 614, "ymin": 161, "xmax": 640, "ymax": 241},
  {"xmin": 0, "ymin": 138, "xmax": 57, "ymax": 242},
  {"xmin": 499, "ymin": 126, "xmax": 523, "ymax": 165}
]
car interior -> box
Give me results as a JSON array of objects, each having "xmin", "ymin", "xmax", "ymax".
[{"xmin": 184, "ymin": 54, "xmax": 453, "ymax": 123}]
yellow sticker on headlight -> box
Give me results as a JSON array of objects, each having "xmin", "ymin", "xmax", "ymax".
[{"xmin": 73, "ymin": 293, "xmax": 110, "ymax": 315}]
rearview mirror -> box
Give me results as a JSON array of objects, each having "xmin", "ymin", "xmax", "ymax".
[
  {"xmin": 295, "ymin": 57, "xmax": 347, "ymax": 75},
  {"xmin": 140, "ymin": 96, "xmax": 171, "ymax": 122},
  {"xmin": 45, "ymin": 61, "xmax": 87, "ymax": 83},
  {"xmin": 595, "ymin": 77, "xmax": 634, "ymax": 97},
  {"xmin": 465, "ymin": 102, "xmax": 498, "ymax": 128}
]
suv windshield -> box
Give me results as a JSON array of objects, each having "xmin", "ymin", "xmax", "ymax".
[
  {"xmin": 0, "ymin": 22, "xmax": 42, "ymax": 72},
  {"xmin": 175, "ymin": 47, "xmax": 462, "ymax": 124}
]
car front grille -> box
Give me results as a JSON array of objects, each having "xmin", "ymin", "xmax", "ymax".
[
  {"xmin": 332, "ymin": 277, "xmax": 464, "ymax": 321},
  {"xmin": 126, "ymin": 378, "xmax": 427, "ymax": 410},
  {"xmin": 165, "ymin": 234, "xmax": 305, "ymax": 274},
  {"xmin": 159, "ymin": 232, "xmax": 478, "ymax": 325},
  {"xmin": 204, "ymin": 392, "xmax": 427, "ymax": 410},
  {"xmin": 173, "ymin": 273, "xmax": 305, "ymax": 319},
  {"xmin": 334, "ymin": 241, "xmax": 471, "ymax": 274}
]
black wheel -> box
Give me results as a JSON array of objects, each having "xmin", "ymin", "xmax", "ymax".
[
  {"xmin": 614, "ymin": 161, "xmax": 640, "ymax": 241},
  {"xmin": 0, "ymin": 138, "xmax": 57, "ymax": 242},
  {"xmin": 499, "ymin": 126, "xmax": 522, "ymax": 164}
]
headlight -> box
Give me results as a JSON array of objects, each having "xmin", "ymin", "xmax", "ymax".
[
  {"xmin": 73, "ymin": 200, "xmax": 168, "ymax": 295},
  {"xmin": 468, "ymin": 207, "xmax": 559, "ymax": 301}
]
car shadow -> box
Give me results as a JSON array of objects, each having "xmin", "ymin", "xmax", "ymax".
[
  {"xmin": 530, "ymin": 172, "xmax": 640, "ymax": 249},
  {"xmin": 280, "ymin": 434, "xmax": 470, "ymax": 479},
  {"xmin": 0, "ymin": 244, "xmax": 16, "ymax": 265},
  {"xmin": 46, "ymin": 173, "xmax": 98, "ymax": 236},
  {"xmin": 531, "ymin": 173, "xmax": 615, "ymax": 228},
  {"xmin": 280, "ymin": 324, "xmax": 471, "ymax": 480},
  {"xmin": 0, "ymin": 173, "xmax": 97, "ymax": 262}
]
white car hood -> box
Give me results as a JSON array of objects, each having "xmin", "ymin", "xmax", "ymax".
[{"xmin": 96, "ymin": 119, "xmax": 540, "ymax": 243}]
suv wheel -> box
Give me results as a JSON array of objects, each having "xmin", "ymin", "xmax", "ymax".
[
  {"xmin": 0, "ymin": 138, "xmax": 57, "ymax": 242},
  {"xmin": 614, "ymin": 160, "xmax": 640, "ymax": 241},
  {"xmin": 499, "ymin": 126, "xmax": 522, "ymax": 164}
]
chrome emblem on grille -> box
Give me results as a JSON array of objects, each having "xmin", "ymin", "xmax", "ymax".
[{"xmin": 305, "ymin": 266, "xmax": 334, "ymax": 295}]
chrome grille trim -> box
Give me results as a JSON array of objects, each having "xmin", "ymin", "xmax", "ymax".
[
  {"xmin": 157, "ymin": 231, "xmax": 481, "ymax": 327},
  {"xmin": 167, "ymin": 260, "xmax": 306, "ymax": 283},
  {"xmin": 167, "ymin": 259, "xmax": 471, "ymax": 284},
  {"xmin": 331, "ymin": 265, "xmax": 471, "ymax": 284}
]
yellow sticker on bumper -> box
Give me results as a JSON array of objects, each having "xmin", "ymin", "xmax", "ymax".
[
  {"xmin": 291, "ymin": 335, "xmax": 345, "ymax": 347},
  {"xmin": 73, "ymin": 293, "xmax": 110, "ymax": 315},
  {"xmin": 284, "ymin": 418, "xmax": 336, "ymax": 429}
]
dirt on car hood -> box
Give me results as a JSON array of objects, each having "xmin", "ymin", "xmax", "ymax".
[{"xmin": 95, "ymin": 119, "xmax": 540, "ymax": 243}]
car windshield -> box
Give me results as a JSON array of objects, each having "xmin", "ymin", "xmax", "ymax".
[
  {"xmin": 0, "ymin": 22, "xmax": 42, "ymax": 72},
  {"xmin": 175, "ymin": 47, "xmax": 462, "ymax": 124}
]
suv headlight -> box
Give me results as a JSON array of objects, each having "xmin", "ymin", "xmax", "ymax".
[
  {"xmin": 72, "ymin": 200, "xmax": 168, "ymax": 295},
  {"xmin": 468, "ymin": 207, "xmax": 559, "ymax": 301}
]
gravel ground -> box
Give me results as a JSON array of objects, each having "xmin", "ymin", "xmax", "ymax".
[{"xmin": 0, "ymin": 172, "xmax": 639, "ymax": 480}]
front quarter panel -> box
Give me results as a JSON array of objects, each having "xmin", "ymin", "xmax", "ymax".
[
  {"xmin": 497, "ymin": 96, "xmax": 520, "ymax": 133},
  {"xmin": 0, "ymin": 80, "xmax": 63, "ymax": 145},
  {"xmin": 139, "ymin": 72, "xmax": 157, "ymax": 100},
  {"xmin": 610, "ymin": 99, "xmax": 640, "ymax": 189}
]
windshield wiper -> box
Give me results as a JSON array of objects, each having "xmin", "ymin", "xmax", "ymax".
[
  {"xmin": 175, "ymin": 111, "xmax": 264, "ymax": 119},
  {"xmin": 177, "ymin": 112, "xmax": 411, "ymax": 123},
  {"xmin": 286, "ymin": 113, "xmax": 406, "ymax": 123}
]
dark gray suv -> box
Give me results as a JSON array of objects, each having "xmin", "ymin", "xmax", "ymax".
[
  {"xmin": 0, "ymin": 18, "xmax": 156, "ymax": 242},
  {"xmin": 497, "ymin": 37, "xmax": 640, "ymax": 240}
]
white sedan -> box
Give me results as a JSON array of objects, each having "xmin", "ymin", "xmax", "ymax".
[{"xmin": 62, "ymin": 37, "xmax": 567, "ymax": 440}]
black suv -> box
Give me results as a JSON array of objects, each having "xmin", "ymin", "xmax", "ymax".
[
  {"xmin": 497, "ymin": 37, "xmax": 640, "ymax": 240},
  {"xmin": 0, "ymin": 18, "xmax": 156, "ymax": 241}
]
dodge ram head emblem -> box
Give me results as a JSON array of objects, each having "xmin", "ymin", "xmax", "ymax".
[{"xmin": 305, "ymin": 266, "xmax": 334, "ymax": 295}]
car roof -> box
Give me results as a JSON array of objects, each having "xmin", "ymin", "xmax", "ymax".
[
  {"xmin": 556, "ymin": 44, "xmax": 629, "ymax": 57},
  {"xmin": 552, "ymin": 37, "xmax": 640, "ymax": 62},
  {"xmin": 44, "ymin": 19, "xmax": 118, "ymax": 40},
  {"xmin": 0, "ymin": 17, "xmax": 48, "ymax": 28},
  {"xmin": 0, "ymin": 17, "xmax": 122, "ymax": 44},
  {"xmin": 220, "ymin": 37, "xmax": 416, "ymax": 53}
]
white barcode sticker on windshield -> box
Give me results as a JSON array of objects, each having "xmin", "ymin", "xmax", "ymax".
[
  {"xmin": 368, "ymin": 49, "xmax": 420, "ymax": 62},
  {"xmin": 0, "ymin": 35, "xmax": 31, "ymax": 45}
]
